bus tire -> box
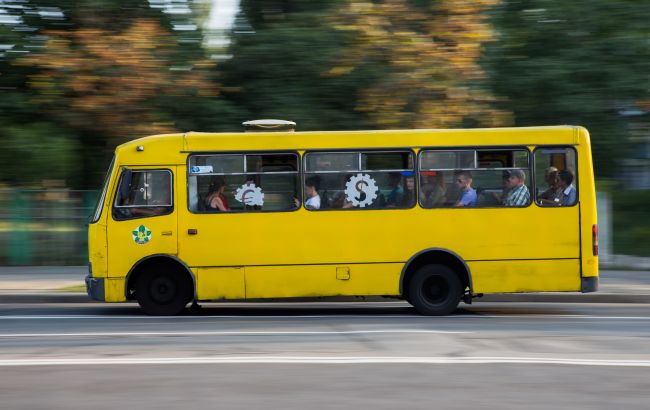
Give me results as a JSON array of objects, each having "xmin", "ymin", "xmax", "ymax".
[
  {"xmin": 135, "ymin": 268, "xmax": 192, "ymax": 316},
  {"xmin": 408, "ymin": 264, "xmax": 462, "ymax": 316}
]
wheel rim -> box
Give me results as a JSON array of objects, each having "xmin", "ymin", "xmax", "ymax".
[
  {"xmin": 149, "ymin": 276, "xmax": 176, "ymax": 304},
  {"xmin": 421, "ymin": 275, "xmax": 449, "ymax": 305}
]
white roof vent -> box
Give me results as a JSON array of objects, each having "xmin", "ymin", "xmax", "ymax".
[{"xmin": 242, "ymin": 119, "xmax": 296, "ymax": 132}]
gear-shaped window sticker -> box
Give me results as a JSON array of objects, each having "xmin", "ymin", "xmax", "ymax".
[
  {"xmin": 345, "ymin": 173, "xmax": 379, "ymax": 208},
  {"xmin": 235, "ymin": 182, "xmax": 264, "ymax": 206}
]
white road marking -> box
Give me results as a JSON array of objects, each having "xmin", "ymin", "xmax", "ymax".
[
  {"xmin": 0, "ymin": 329, "xmax": 468, "ymax": 338},
  {"xmin": 1, "ymin": 356, "xmax": 649, "ymax": 367},
  {"xmin": 1, "ymin": 314, "xmax": 650, "ymax": 320}
]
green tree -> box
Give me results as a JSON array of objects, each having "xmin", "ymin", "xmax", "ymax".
[
  {"xmin": 1, "ymin": 0, "xmax": 242, "ymax": 187},
  {"xmin": 484, "ymin": 0, "xmax": 650, "ymax": 177},
  {"xmin": 329, "ymin": 0, "xmax": 511, "ymax": 129},
  {"xmin": 220, "ymin": 0, "xmax": 378, "ymax": 131}
]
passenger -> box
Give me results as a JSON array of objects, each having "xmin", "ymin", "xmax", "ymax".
[
  {"xmin": 331, "ymin": 191, "xmax": 353, "ymax": 209},
  {"xmin": 205, "ymin": 176, "xmax": 230, "ymax": 211},
  {"xmin": 385, "ymin": 172, "xmax": 405, "ymax": 207},
  {"xmin": 304, "ymin": 175, "xmax": 321, "ymax": 209},
  {"xmin": 420, "ymin": 172, "xmax": 446, "ymax": 208},
  {"xmin": 502, "ymin": 169, "xmax": 530, "ymax": 207},
  {"xmin": 558, "ymin": 170, "xmax": 577, "ymax": 206},
  {"xmin": 330, "ymin": 174, "xmax": 354, "ymax": 209},
  {"xmin": 401, "ymin": 174, "xmax": 416, "ymax": 208},
  {"xmin": 454, "ymin": 170, "xmax": 477, "ymax": 207},
  {"xmin": 538, "ymin": 166, "xmax": 562, "ymax": 205}
]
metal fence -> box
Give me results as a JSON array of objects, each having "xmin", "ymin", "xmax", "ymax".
[{"xmin": 0, "ymin": 189, "xmax": 99, "ymax": 266}]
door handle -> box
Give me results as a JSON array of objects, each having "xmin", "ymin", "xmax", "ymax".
[
  {"xmin": 162, "ymin": 231, "xmax": 173, "ymax": 236},
  {"xmin": 188, "ymin": 229, "xmax": 198, "ymax": 235}
]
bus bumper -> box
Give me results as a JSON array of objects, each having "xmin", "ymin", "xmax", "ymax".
[
  {"xmin": 85, "ymin": 275, "xmax": 105, "ymax": 301},
  {"xmin": 581, "ymin": 276, "xmax": 598, "ymax": 293}
]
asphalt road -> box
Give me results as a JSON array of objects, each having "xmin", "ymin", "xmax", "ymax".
[{"xmin": 1, "ymin": 301, "xmax": 649, "ymax": 409}]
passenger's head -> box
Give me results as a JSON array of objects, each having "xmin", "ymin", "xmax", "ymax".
[
  {"xmin": 209, "ymin": 176, "xmax": 226, "ymax": 193},
  {"xmin": 305, "ymin": 175, "xmax": 320, "ymax": 197},
  {"xmin": 544, "ymin": 167, "xmax": 559, "ymax": 186},
  {"xmin": 388, "ymin": 172, "xmax": 402, "ymax": 187},
  {"xmin": 503, "ymin": 169, "xmax": 525, "ymax": 189},
  {"xmin": 558, "ymin": 170, "xmax": 574, "ymax": 187},
  {"xmin": 454, "ymin": 171, "xmax": 473, "ymax": 190}
]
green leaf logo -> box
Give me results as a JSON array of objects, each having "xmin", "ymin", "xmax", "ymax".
[{"xmin": 132, "ymin": 224, "xmax": 152, "ymax": 245}]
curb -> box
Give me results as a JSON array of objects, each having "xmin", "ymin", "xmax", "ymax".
[{"xmin": 1, "ymin": 293, "xmax": 649, "ymax": 305}]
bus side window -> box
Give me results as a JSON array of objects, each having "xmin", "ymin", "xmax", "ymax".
[
  {"xmin": 534, "ymin": 147, "xmax": 578, "ymax": 207},
  {"xmin": 304, "ymin": 151, "xmax": 415, "ymax": 210},
  {"xmin": 188, "ymin": 153, "xmax": 300, "ymax": 213},
  {"xmin": 419, "ymin": 149, "xmax": 531, "ymax": 208},
  {"xmin": 112, "ymin": 169, "xmax": 173, "ymax": 220}
]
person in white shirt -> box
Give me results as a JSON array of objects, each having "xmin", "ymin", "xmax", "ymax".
[{"xmin": 304, "ymin": 175, "xmax": 321, "ymax": 210}]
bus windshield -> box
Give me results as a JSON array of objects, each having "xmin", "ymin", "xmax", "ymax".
[{"xmin": 90, "ymin": 155, "xmax": 115, "ymax": 223}]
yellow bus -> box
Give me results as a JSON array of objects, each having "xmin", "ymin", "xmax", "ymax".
[{"xmin": 86, "ymin": 122, "xmax": 599, "ymax": 315}]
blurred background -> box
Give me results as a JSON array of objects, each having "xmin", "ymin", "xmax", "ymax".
[{"xmin": 0, "ymin": 0, "xmax": 648, "ymax": 266}]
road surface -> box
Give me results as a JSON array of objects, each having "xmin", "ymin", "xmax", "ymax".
[{"xmin": 1, "ymin": 301, "xmax": 649, "ymax": 409}]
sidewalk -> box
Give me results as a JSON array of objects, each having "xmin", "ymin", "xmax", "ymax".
[{"xmin": 0, "ymin": 266, "xmax": 649, "ymax": 304}]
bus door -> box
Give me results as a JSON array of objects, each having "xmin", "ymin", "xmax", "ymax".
[{"xmin": 107, "ymin": 167, "xmax": 178, "ymax": 279}]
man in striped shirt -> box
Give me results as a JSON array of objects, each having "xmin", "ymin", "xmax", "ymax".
[{"xmin": 503, "ymin": 169, "xmax": 530, "ymax": 207}]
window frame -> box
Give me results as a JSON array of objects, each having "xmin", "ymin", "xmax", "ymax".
[
  {"xmin": 303, "ymin": 148, "xmax": 417, "ymax": 211},
  {"xmin": 417, "ymin": 146, "xmax": 533, "ymax": 209},
  {"xmin": 532, "ymin": 145, "xmax": 579, "ymax": 208},
  {"xmin": 186, "ymin": 151, "xmax": 301, "ymax": 214},
  {"xmin": 112, "ymin": 168, "xmax": 174, "ymax": 221},
  {"xmin": 90, "ymin": 155, "xmax": 115, "ymax": 224}
]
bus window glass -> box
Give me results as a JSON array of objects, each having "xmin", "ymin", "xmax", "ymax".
[
  {"xmin": 113, "ymin": 170, "xmax": 173, "ymax": 220},
  {"xmin": 305, "ymin": 152, "xmax": 357, "ymax": 172},
  {"xmin": 188, "ymin": 153, "xmax": 299, "ymax": 213},
  {"xmin": 420, "ymin": 151, "xmax": 474, "ymax": 170},
  {"xmin": 91, "ymin": 155, "xmax": 115, "ymax": 223},
  {"xmin": 534, "ymin": 147, "xmax": 578, "ymax": 207},
  {"xmin": 419, "ymin": 149, "xmax": 531, "ymax": 208},
  {"xmin": 190, "ymin": 154, "xmax": 244, "ymax": 174},
  {"xmin": 304, "ymin": 151, "xmax": 415, "ymax": 210}
]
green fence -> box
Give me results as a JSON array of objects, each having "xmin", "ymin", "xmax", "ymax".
[{"xmin": 0, "ymin": 189, "xmax": 99, "ymax": 266}]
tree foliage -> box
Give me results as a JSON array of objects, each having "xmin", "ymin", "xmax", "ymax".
[
  {"xmin": 328, "ymin": 0, "xmax": 511, "ymax": 128},
  {"xmin": 484, "ymin": 0, "xmax": 650, "ymax": 177},
  {"xmin": 18, "ymin": 19, "xmax": 219, "ymax": 146}
]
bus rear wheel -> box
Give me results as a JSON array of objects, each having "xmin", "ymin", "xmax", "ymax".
[
  {"xmin": 135, "ymin": 268, "xmax": 192, "ymax": 316},
  {"xmin": 408, "ymin": 264, "xmax": 462, "ymax": 316}
]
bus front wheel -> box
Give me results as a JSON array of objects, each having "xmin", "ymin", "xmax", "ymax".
[
  {"xmin": 135, "ymin": 268, "xmax": 192, "ymax": 316},
  {"xmin": 408, "ymin": 264, "xmax": 462, "ymax": 316}
]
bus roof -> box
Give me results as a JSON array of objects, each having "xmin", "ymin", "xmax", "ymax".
[{"xmin": 115, "ymin": 125, "xmax": 588, "ymax": 165}]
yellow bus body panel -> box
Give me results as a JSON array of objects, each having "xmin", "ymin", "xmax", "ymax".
[
  {"xmin": 244, "ymin": 264, "xmax": 401, "ymax": 299},
  {"xmin": 469, "ymin": 259, "xmax": 581, "ymax": 293},
  {"xmin": 196, "ymin": 267, "xmax": 245, "ymax": 300}
]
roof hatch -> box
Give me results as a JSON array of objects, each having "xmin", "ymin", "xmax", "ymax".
[{"xmin": 242, "ymin": 119, "xmax": 296, "ymax": 132}]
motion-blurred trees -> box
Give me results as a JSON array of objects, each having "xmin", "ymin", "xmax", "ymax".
[
  {"xmin": 329, "ymin": 0, "xmax": 511, "ymax": 129},
  {"xmin": 484, "ymin": 0, "xmax": 650, "ymax": 178},
  {"xmin": 220, "ymin": 0, "xmax": 375, "ymax": 130},
  {"xmin": 1, "ymin": 0, "xmax": 241, "ymax": 187},
  {"xmin": 19, "ymin": 19, "xmax": 218, "ymax": 146},
  {"xmin": 223, "ymin": 0, "xmax": 511, "ymax": 131}
]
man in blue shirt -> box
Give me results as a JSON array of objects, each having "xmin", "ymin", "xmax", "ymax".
[
  {"xmin": 558, "ymin": 170, "xmax": 577, "ymax": 206},
  {"xmin": 454, "ymin": 170, "xmax": 477, "ymax": 207}
]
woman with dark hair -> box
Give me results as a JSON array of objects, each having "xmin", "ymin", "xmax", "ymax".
[{"xmin": 205, "ymin": 176, "xmax": 230, "ymax": 211}]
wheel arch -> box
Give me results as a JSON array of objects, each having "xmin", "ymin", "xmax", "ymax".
[
  {"xmin": 125, "ymin": 254, "xmax": 196, "ymax": 301},
  {"xmin": 400, "ymin": 248, "xmax": 473, "ymax": 297}
]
